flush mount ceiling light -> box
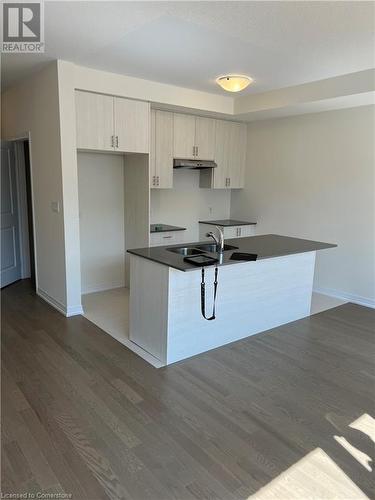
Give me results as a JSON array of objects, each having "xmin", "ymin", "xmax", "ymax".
[{"xmin": 216, "ymin": 75, "xmax": 253, "ymax": 92}]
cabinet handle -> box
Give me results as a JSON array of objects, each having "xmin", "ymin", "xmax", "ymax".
[
  {"xmin": 152, "ymin": 176, "xmax": 155, "ymax": 186},
  {"xmin": 196, "ymin": 146, "xmax": 198, "ymax": 157},
  {"xmin": 162, "ymin": 235, "xmax": 172, "ymax": 239},
  {"xmin": 228, "ymin": 177, "xmax": 231, "ymax": 187},
  {"xmin": 116, "ymin": 136, "xmax": 119, "ymax": 148},
  {"xmin": 157, "ymin": 176, "xmax": 160, "ymax": 186},
  {"xmin": 111, "ymin": 135, "xmax": 114, "ymax": 148}
]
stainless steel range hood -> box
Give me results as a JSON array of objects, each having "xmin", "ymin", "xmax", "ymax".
[{"xmin": 173, "ymin": 159, "xmax": 217, "ymax": 169}]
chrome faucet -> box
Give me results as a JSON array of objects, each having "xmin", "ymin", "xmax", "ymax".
[{"xmin": 206, "ymin": 226, "xmax": 225, "ymax": 253}]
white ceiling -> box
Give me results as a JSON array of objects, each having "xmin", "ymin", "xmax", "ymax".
[{"xmin": 2, "ymin": 1, "xmax": 375, "ymax": 94}]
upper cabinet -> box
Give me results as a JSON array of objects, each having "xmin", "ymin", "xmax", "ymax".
[
  {"xmin": 173, "ymin": 114, "xmax": 215, "ymax": 161},
  {"xmin": 173, "ymin": 113, "xmax": 196, "ymax": 159},
  {"xmin": 114, "ymin": 98, "xmax": 149, "ymax": 153},
  {"xmin": 227, "ymin": 121, "xmax": 247, "ymax": 188},
  {"xmin": 75, "ymin": 91, "xmax": 114, "ymax": 151},
  {"xmin": 150, "ymin": 110, "xmax": 174, "ymax": 189},
  {"xmin": 201, "ymin": 120, "xmax": 247, "ymax": 189},
  {"xmin": 195, "ymin": 117, "xmax": 215, "ymax": 160},
  {"xmin": 75, "ymin": 91, "xmax": 246, "ymax": 189},
  {"xmin": 75, "ymin": 90, "xmax": 150, "ymax": 153}
]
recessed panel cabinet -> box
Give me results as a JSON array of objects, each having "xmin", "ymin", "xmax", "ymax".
[
  {"xmin": 150, "ymin": 110, "xmax": 174, "ymax": 188},
  {"xmin": 75, "ymin": 90, "xmax": 150, "ymax": 153}
]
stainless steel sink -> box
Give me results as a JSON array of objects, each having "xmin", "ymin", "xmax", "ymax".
[
  {"xmin": 195, "ymin": 243, "xmax": 238, "ymax": 253},
  {"xmin": 167, "ymin": 247, "xmax": 204, "ymax": 256}
]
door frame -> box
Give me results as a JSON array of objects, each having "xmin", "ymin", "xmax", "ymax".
[{"xmin": 9, "ymin": 132, "xmax": 38, "ymax": 290}]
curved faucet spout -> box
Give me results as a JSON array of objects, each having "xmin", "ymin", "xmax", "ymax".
[{"xmin": 206, "ymin": 226, "xmax": 225, "ymax": 253}]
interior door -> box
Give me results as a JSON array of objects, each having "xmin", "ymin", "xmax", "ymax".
[
  {"xmin": 195, "ymin": 117, "xmax": 215, "ymax": 160},
  {"xmin": 1, "ymin": 142, "xmax": 22, "ymax": 287}
]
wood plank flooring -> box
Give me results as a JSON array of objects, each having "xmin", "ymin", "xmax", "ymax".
[{"xmin": 2, "ymin": 280, "xmax": 374, "ymax": 499}]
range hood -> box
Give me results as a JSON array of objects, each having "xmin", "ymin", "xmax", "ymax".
[{"xmin": 173, "ymin": 159, "xmax": 217, "ymax": 169}]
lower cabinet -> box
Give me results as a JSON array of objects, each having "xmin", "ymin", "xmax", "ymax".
[
  {"xmin": 199, "ymin": 224, "xmax": 256, "ymax": 241},
  {"xmin": 150, "ymin": 231, "xmax": 185, "ymax": 247}
]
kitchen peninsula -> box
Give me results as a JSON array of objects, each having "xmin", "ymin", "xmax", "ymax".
[{"xmin": 128, "ymin": 234, "xmax": 336, "ymax": 366}]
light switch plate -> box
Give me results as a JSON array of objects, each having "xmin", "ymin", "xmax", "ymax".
[{"xmin": 51, "ymin": 201, "xmax": 60, "ymax": 213}]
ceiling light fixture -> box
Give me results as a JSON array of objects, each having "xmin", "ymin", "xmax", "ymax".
[{"xmin": 216, "ymin": 75, "xmax": 253, "ymax": 92}]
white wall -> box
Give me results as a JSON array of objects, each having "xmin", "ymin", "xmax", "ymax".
[
  {"xmin": 77, "ymin": 152, "xmax": 125, "ymax": 294},
  {"xmin": 231, "ymin": 105, "xmax": 375, "ymax": 306},
  {"xmin": 1, "ymin": 62, "xmax": 74, "ymax": 313},
  {"xmin": 151, "ymin": 169, "xmax": 231, "ymax": 242}
]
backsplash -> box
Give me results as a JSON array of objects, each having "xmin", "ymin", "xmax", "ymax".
[{"xmin": 150, "ymin": 169, "xmax": 231, "ymax": 242}]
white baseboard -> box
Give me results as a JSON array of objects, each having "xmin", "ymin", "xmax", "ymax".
[
  {"xmin": 313, "ymin": 287, "xmax": 375, "ymax": 309},
  {"xmin": 81, "ymin": 282, "xmax": 126, "ymax": 295},
  {"xmin": 66, "ymin": 304, "xmax": 84, "ymax": 317},
  {"xmin": 37, "ymin": 288, "xmax": 84, "ymax": 317}
]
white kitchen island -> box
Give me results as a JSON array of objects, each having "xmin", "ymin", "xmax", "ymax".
[{"xmin": 128, "ymin": 234, "xmax": 335, "ymax": 366}]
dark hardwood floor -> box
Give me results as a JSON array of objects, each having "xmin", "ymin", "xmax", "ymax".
[{"xmin": 2, "ymin": 280, "xmax": 374, "ymax": 499}]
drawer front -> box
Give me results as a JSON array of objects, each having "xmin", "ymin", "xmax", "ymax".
[
  {"xmin": 199, "ymin": 224, "xmax": 256, "ymax": 241},
  {"xmin": 222, "ymin": 226, "xmax": 238, "ymax": 239},
  {"xmin": 224, "ymin": 225, "xmax": 256, "ymax": 238},
  {"xmin": 150, "ymin": 231, "xmax": 185, "ymax": 247}
]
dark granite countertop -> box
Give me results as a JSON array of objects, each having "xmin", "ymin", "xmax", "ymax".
[
  {"xmin": 150, "ymin": 224, "xmax": 186, "ymax": 233},
  {"xmin": 128, "ymin": 234, "xmax": 336, "ymax": 272},
  {"xmin": 199, "ymin": 219, "xmax": 257, "ymax": 226}
]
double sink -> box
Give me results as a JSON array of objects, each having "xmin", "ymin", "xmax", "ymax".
[{"xmin": 167, "ymin": 243, "xmax": 238, "ymax": 256}]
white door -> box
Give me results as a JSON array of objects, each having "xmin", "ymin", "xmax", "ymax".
[
  {"xmin": 1, "ymin": 142, "xmax": 22, "ymax": 287},
  {"xmin": 195, "ymin": 117, "xmax": 215, "ymax": 160},
  {"xmin": 173, "ymin": 113, "xmax": 196, "ymax": 159},
  {"xmin": 114, "ymin": 97, "xmax": 150, "ymax": 153},
  {"xmin": 75, "ymin": 91, "xmax": 115, "ymax": 151}
]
